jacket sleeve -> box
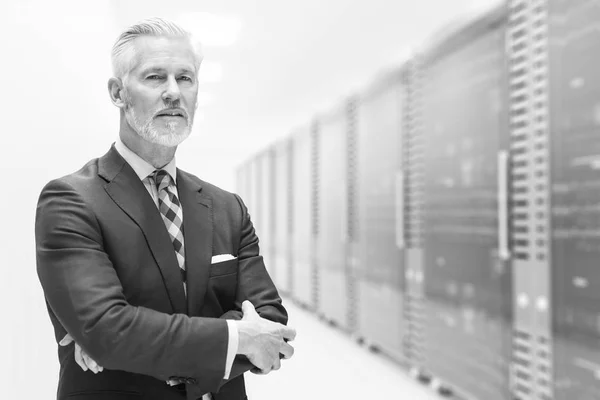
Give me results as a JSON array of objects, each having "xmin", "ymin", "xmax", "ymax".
[
  {"xmin": 35, "ymin": 178, "xmax": 228, "ymax": 395},
  {"xmin": 220, "ymin": 193, "xmax": 288, "ymax": 326},
  {"xmin": 213, "ymin": 193, "xmax": 289, "ymax": 388}
]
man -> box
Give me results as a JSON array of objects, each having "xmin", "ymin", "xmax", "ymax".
[{"xmin": 35, "ymin": 17, "xmax": 295, "ymax": 400}]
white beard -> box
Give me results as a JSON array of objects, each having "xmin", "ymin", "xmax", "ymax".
[{"xmin": 123, "ymin": 93, "xmax": 195, "ymax": 147}]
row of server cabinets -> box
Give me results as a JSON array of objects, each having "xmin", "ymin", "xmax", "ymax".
[{"xmin": 235, "ymin": 1, "xmax": 600, "ymax": 399}]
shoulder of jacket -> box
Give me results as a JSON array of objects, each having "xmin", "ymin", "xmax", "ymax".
[{"xmin": 178, "ymin": 169, "xmax": 240, "ymax": 205}]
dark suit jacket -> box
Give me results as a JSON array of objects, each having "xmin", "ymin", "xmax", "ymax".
[{"xmin": 35, "ymin": 144, "xmax": 288, "ymax": 400}]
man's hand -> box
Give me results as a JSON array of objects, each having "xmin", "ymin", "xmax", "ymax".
[
  {"xmin": 59, "ymin": 333, "xmax": 104, "ymax": 374},
  {"xmin": 235, "ymin": 301, "xmax": 296, "ymax": 375}
]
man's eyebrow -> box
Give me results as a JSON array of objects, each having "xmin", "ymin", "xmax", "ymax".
[{"xmin": 139, "ymin": 66, "xmax": 196, "ymax": 75}]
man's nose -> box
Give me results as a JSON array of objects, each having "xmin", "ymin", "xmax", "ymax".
[{"xmin": 162, "ymin": 76, "xmax": 181, "ymax": 102}]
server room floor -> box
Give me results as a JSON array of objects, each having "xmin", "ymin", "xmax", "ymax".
[{"xmin": 245, "ymin": 298, "xmax": 441, "ymax": 400}]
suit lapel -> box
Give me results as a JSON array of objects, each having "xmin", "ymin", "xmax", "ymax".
[
  {"xmin": 98, "ymin": 145, "xmax": 188, "ymax": 315},
  {"xmin": 177, "ymin": 170, "xmax": 213, "ymax": 317}
]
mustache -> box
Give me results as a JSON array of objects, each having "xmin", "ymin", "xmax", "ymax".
[
  {"xmin": 153, "ymin": 106, "xmax": 190, "ymax": 121},
  {"xmin": 122, "ymin": 94, "xmax": 195, "ymax": 124},
  {"xmin": 121, "ymin": 89, "xmax": 194, "ymax": 119}
]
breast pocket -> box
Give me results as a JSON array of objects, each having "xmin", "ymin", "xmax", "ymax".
[
  {"xmin": 209, "ymin": 258, "xmax": 238, "ymax": 277},
  {"xmin": 208, "ymin": 259, "xmax": 239, "ymax": 311}
]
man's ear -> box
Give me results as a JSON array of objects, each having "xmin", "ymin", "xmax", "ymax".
[{"xmin": 108, "ymin": 77, "xmax": 126, "ymax": 109}]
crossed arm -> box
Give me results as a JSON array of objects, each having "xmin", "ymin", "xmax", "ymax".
[{"xmin": 59, "ymin": 300, "xmax": 282, "ymax": 384}]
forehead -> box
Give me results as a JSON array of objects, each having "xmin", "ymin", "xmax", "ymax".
[{"xmin": 130, "ymin": 35, "xmax": 197, "ymax": 73}]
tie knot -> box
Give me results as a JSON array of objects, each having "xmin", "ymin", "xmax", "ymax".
[{"xmin": 153, "ymin": 169, "xmax": 172, "ymax": 192}]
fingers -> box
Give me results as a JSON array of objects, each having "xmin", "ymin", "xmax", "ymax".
[
  {"xmin": 74, "ymin": 343, "xmax": 103, "ymax": 373},
  {"xmin": 251, "ymin": 366, "xmax": 272, "ymax": 375},
  {"xmin": 83, "ymin": 351, "xmax": 101, "ymax": 374},
  {"xmin": 272, "ymin": 357, "xmax": 282, "ymax": 371},
  {"xmin": 279, "ymin": 341, "xmax": 295, "ymax": 360},
  {"xmin": 250, "ymin": 357, "xmax": 281, "ymax": 375},
  {"xmin": 63, "ymin": 334, "xmax": 104, "ymax": 374},
  {"xmin": 59, "ymin": 333, "xmax": 74, "ymax": 347},
  {"xmin": 250, "ymin": 367, "xmax": 265, "ymax": 375},
  {"xmin": 74, "ymin": 343, "xmax": 88, "ymax": 372},
  {"xmin": 281, "ymin": 326, "xmax": 297, "ymax": 342}
]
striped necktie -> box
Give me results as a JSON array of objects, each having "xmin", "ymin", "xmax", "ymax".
[{"xmin": 153, "ymin": 170, "xmax": 186, "ymax": 286}]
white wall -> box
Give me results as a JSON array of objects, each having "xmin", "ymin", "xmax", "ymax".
[{"xmin": 0, "ymin": 1, "xmax": 118, "ymax": 398}]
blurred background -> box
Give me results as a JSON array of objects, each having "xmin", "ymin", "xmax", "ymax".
[{"xmin": 2, "ymin": 0, "xmax": 599, "ymax": 399}]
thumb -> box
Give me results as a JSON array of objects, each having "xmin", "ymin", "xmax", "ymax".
[
  {"xmin": 59, "ymin": 333, "xmax": 74, "ymax": 347},
  {"xmin": 241, "ymin": 300, "xmax": 258, "ymax": 319}
]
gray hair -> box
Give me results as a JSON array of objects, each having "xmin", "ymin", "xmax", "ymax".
[{"xmin": 111, "ymin": 17, "xmax": 202, "ymax": 81}]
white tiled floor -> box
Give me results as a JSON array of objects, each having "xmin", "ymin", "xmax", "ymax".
[{"xmin": 245, "ymin": 298, "xmax": 441, "ymax": 400}]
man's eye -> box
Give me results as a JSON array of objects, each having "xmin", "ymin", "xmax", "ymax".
[
  {"xmin": 178, "ymin": 76, "xmax": 192, "ymax": 82},
  {"xmin": 147, "ymin": 75, "xmax": 162, "ymax": 80}
]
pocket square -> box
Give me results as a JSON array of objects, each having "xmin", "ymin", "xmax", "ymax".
[{"xmin": 211, "ymin": 254, "xmax": 237, "ymax": 264}]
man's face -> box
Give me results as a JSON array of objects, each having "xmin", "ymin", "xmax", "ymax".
[{"xmin": 121, "ymin": 36, "xmax": 199, "ymax": 147}]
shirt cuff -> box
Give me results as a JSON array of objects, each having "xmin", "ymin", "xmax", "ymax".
[{"xmin": 223, "ymin": 320, "xmax": 239, "ymax": 379}]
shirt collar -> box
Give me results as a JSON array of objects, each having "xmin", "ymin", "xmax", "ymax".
[{"xmin": 114, "ymin": 137, "xmax": 177, "ymax": 183}]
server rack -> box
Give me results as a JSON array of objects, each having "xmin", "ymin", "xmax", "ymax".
[
  {"xmin": 345, "ymin": 97, "xmax": 360, "ymax": 333},
  {"xmin": 251, "ymin": 154, "xmax": 263, "ymax": 257},
  {"xmin": 419, "ymin": 5, "xmax": 512, "ymax": 400},
  {"xmin": 315, "ymin": 104, "xmax": 351, "ymax": 329},
  {"xmin": 506, "ymin": 1, "xmax": 554, "ymax": 399},
  {"xmin": 403, "ymin": 57, "xmax": 428, "ymax": 374},
  {"xmin": 234, "ymin": 1, "xmax": 600, "ymax": 398},
  {"xmin": 235, "ymin": 162, "xmax": 249, "ymax": 208},
  {"xmin": 290, "ymin": 126, "xmax": 316, "ymax": 309},
  {"xmin": 354, "ymin": 67, "xmax": 406, "ymax": 363},
  {"xmin": 273, "ymin": 138, "xmax": 293, "ymax": 295},
  {"xmin": 257, "ymin": 149, "xmax": 276, "ymax": 278},
  {"xmin": 548, "ymin": 0, "xmax": 600, "ymax": 399},
  {"xmin": 310, "ymin": 122, "xmax": 320, "ymax": 312},
  {"xmin": 244, "ymin": 156, "xmax": 259, "ymax": 233}
]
